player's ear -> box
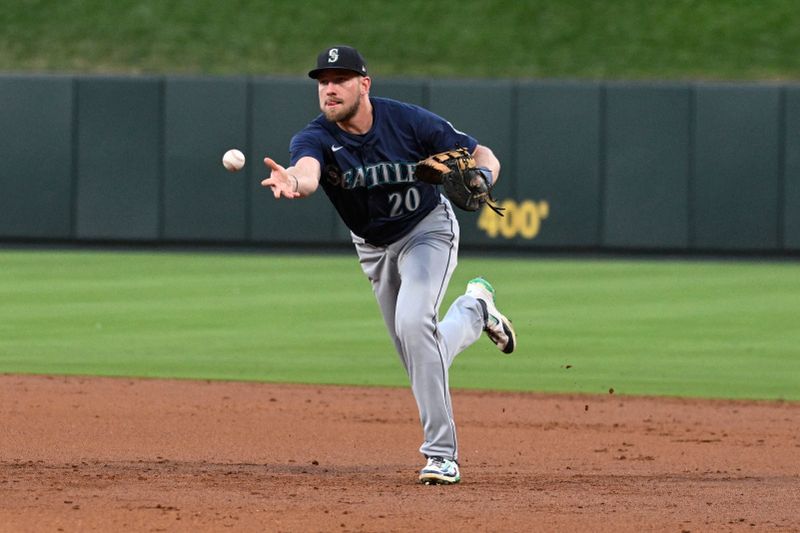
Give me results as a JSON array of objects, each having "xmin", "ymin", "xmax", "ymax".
[{"xmin": 360, "ymin": 76, "xmax": 371, "ymax": 95}]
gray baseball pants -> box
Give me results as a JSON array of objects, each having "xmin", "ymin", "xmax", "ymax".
[{"xmin": 352, "ymin": 198, "xmax": 484, "ymax": 461}]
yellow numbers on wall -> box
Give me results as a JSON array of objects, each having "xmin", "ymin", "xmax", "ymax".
[{"xmin": 477, "ymin": 199, "xmax": 549, "ymax": 239}]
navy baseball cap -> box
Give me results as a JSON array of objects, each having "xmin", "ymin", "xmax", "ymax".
[{"xmin": 308, "ymin": 45, "xmax": 368, "ymax": 79}]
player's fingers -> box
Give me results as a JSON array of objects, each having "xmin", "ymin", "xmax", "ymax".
[
  {"xmin": 264, "ymin": 157, "xmax": 285, "ymax": 173},
  {"xmin": 274, "ymin": 187, "xmax": 301, "ymax": 200},
  {"xmin": 261, "ymin": 158, "xmax": 300, "ymax": 199},
  {"xmin": 262, "ymin": 157, "xmax": 286, "ymax": 188}
]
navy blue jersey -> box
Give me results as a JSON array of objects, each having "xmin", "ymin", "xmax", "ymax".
[{"xmin": 289, "ymin": 97, "xmax": 478, "ymax": 246}]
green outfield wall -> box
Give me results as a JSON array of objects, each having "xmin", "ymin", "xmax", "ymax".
[{"xmin": 1, "ymin": 74, "xmax": 797, "ymax": 253}]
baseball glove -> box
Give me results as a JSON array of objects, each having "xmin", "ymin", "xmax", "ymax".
[{"xmin": 414, "ymin": 148, "xmax": 504, "ymax": 215}]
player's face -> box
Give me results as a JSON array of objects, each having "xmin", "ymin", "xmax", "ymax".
[{"xmin": 317, "ymin": 71, "xmax": 364, "ymax": 123}]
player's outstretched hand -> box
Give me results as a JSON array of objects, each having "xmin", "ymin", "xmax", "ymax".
[{"xmin": 261, "ymin": 157, "xmax": 301, "ymax": 199}]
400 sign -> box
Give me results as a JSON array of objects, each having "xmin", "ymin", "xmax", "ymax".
[{"xmin": 477, "ymin": 199, "xmax": 549, "ymax": 239}]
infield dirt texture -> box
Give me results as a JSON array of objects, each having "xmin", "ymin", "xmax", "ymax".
[{"xmin": 1, "ymin": 374, "xmax": 798, "ymax": 532}]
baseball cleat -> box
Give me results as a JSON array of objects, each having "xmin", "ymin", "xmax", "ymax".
[
  {"xmin": 466, "ymin": 277, "xmax": 516, "ymax": 354},
  {"xmin": 419, "ymin": 456, "xmax": 461, "ymax": 485}
]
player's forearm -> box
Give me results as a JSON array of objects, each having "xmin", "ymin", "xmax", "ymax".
[
  {"xmin": 472, "ymin": 144, "xmax": 501, "ymax": 185},
  {"xmin": 286, "ymin": 167, "xmax": 313, "ymax": 198},
  {"xmin": 286, "ymin": 158, "xmax": 321, "ymax": 197},
  {"xmin": 284, "ymin": 169, "xmax": 317, "ymax": 197}
]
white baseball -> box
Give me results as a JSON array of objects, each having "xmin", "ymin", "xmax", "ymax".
[{"xmin": 222, "ymin": 149, "xmax": 245, "ymax": 172}]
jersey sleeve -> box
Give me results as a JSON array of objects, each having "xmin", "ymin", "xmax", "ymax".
[
  {"xmin": 289, "ymin": 127, "xmax": 325, "ymax": 167},
  {"xmin": 412, "ymin": 105, "xmax": 479, "ymax": 155}
]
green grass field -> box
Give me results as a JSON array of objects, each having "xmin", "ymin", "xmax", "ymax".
[
  {"xmin": 2, "ymin": 0, "xmax": 800, "ymax": 80},
  {"xmin": 1, "ymin": 249, "xmax": 797, "ymax": 401}
]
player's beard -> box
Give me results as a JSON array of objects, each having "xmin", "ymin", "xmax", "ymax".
[{"xmin": 323, "ymin": 96, "xmax": 360, "ymax": 124}]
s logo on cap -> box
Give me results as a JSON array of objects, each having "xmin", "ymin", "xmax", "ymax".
[{"xmin": 328, "ymin": 48, "xmax": 339, "ymax": 63}]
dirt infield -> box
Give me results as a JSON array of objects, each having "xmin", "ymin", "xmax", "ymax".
[{"xmin": 1, "ymin": 375, "xmax": 798, "ymax": 532}]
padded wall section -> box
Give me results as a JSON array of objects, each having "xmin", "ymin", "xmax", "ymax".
[
  {"xmin": 783, "ymin": 87, "xmax": 800, "ymax": 250},
  {"xmin": 693, "ymin": 85, "xmax": 781, "ymax": 251},
  {"xmin": 603, "ymin": 84, "xmax": 690, "ymax": 249},
  {"xmin": 162, "ymin": 77, "xmax": 249, "ymax": 241},
  {"xmin": 75, "ymin": 77, "xmax": 162, "ymax": 240},
  {"xmin": 0, "ymin": 76, "xmax": 74, "ymax": 238},
  {"xmin": 514, "ymin": 82, "xmax": 602, "ymax": 247}
]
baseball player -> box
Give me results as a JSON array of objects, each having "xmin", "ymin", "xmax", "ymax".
[{"xmin": 261, "ymin": 45, "xmax": 516, "ymax": 485}]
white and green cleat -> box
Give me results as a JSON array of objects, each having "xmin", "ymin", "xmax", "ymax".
[
  {"xmin": 465, "ymin": 277, "xmax": 517, "ymax": 354},
  {"xmin": 419, "ymin": 456, "xmax": 461, "ymax": 485}
]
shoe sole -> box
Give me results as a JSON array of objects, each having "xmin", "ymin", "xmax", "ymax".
[
  {"xmin": 419, "ymin": 474, "xmax": 461, "ymax": 485},
  {"xmin": 485, "ymin": 310, "xmax": 516, "ymax": 355},
  {"xmin": 499, "ymin": 315, "xmax": 516, "ymax": 354}
]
